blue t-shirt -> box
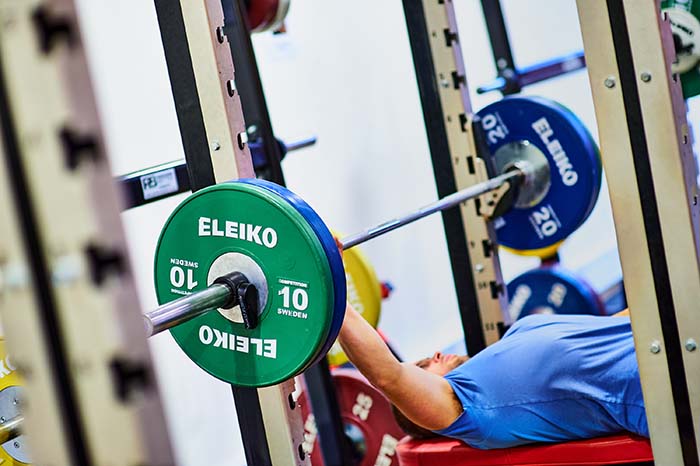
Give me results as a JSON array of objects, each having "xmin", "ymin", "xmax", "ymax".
[{"xmin": 435, "ymin": 314, "xmax": 648, "ymax": 449}]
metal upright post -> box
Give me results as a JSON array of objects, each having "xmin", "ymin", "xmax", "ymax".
[
  {"xmin": 0, "ymin": 1, "xmax": 176, "ymax": 464},
  {"xmin": 216, "ymin": 3, "xmax": 353, "ymax": 463},
  {"xmin": 402, "ymin": 0, "xmax": 509, "ymax": 355},
  {"xmin": 475, "ymin": 2, "xmax": 586, "ymax": 95},
  {"xmin": 221, "ymin": 0, "xmax": 286, "ymax": 183},
  {"xmin": 479, "ymin": 0, "xmax": 520, "ymax": 95},
  {"xmin": 578, "ymin": 1, "xmax": 700, "ymax": 464},
  {"xmin": 153, "ymin": 1, "xmax": 307, "ymax": 464},
  {"xmin": 0, "ymin": 51, "xmax": 81, "ymax": 466}
]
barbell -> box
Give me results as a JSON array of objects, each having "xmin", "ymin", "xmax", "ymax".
[{"xmin": 146, "ymin": 96, "xmax": 602, "ymax": 387}]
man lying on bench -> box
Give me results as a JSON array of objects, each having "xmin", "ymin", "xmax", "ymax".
[{"xmin": 337, "ymin": 306, "xmax": 648, "ymax": 449}]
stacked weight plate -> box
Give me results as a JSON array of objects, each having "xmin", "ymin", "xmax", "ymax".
[
  {"xmin": 245, "ymin": 0, "xmax": 290, "ymax": 32},
  {"xmin": 298, "ymin": 369, "xmax": 405, "ymax": 466},
  {"xmin": 506, "ymin": 266, "xmax": 605, "ymax": 321}
]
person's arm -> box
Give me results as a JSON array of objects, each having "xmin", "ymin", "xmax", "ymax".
[
  {"xmin": 613, "ymin": 308, "xmax": 630, "ymax": 317},
  {"xmin": 337, "ymin": 303, "xmax": 463, "ymax": 430}
]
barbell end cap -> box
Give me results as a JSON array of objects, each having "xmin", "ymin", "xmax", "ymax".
[{"xmin": 143, "ymin": 316, "xmax": 155, "ymax": 338}]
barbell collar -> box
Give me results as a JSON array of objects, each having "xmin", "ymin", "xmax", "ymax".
[{"xmin": 212, "ymin": 271, "xmax": 250, "ymax": 310}]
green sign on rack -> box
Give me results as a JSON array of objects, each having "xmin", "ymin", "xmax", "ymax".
[{"xmin": 662, "ymin": 0, "xmax": 700, "ymax": 98}]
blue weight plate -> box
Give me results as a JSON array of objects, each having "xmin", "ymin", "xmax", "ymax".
[
  {"xmin": 238, "ymin": 179, "xmax": 347, "ymax": 367},
  {"xmin": 506, "ymin": 266, "xmax": 605, "ymax": 320},
  {"xmin": 476, "ymin": 97, "xmax": 602, "ymax": 252}
]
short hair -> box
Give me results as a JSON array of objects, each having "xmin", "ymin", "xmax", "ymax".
[{"xmin": 389, "ymin": 356, "xmax": 440, "ymax": 439}]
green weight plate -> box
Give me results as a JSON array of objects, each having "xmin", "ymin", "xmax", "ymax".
[
  {"xmin": 154, "ymin": 182, "xmax": 336, "ymax": 387},
  {"xmin": 679, "ymin": 67, "xmax": 700, "ymax": 98},
  {"xmin": 662, "ymin": 0, "xmax": 700, "ymax": 98}
]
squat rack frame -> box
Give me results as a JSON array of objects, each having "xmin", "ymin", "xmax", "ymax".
[
  {"xmin": 403, "ymin": 0, "xmax": 510, "ymax": 356},
  {"xmin": 152, "ymin": 1, "xmax": 354, "ymax": 464},
  {"xmin": 0, "ymin": 0, "xmax": 698, "ymax": 465},
  {"xmin": 0, "ymin": 0, "xmax": 175, "ymax": 464},
  {"xmin": 407, "ymin": 0, "xmax": 700, "ymax": 464},
  {"xmin": 578, "ymin": 1, "xmax": 700, "ymax": 464}
]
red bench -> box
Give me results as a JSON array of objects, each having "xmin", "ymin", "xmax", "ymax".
[{"xmin": 397, "ymin": 434, "xmax": 653, "ymax": 466}]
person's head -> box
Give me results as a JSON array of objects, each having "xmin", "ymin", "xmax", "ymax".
[{"xmin": 391, "ymin": 352, "xmax": 469, "ymax": 439}]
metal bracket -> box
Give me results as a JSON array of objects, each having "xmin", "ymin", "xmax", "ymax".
[{"xmin": 478, "ymin": 182, "xmax": 512, "ymax": 219}]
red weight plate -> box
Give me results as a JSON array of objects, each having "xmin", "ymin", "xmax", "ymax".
[
  {"xmin": 298, "ymin": 369, "xmax": 406, "ymax": 466},
  {"xmin": 246, "ymin": 0, "xmax": 287, "ymax": 33}
]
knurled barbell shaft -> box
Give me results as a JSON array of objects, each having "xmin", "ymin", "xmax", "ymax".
[
  {"xmin": 144, "ymin": 170, "xmax": 520, "ymax": 337},
  {"xmin": 339, "ymin": 170, "xmax": 520, "ymax": 250}
]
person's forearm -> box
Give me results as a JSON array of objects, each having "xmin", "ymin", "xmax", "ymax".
[
  {"xmin": 337, "ymin": 303, "xmax": 402, "ymax": 390},
  {"xmin": 337, "ymin": 303, "xmax": 463, "ymax": 430}
]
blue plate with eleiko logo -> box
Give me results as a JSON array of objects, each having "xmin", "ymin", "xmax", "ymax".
[
  {"xmin": 238, "ymin": 178, "xmax": 347, "ymax": 369},
  {"xmin": 506, "ymin": 266, "xmax": 605, "ymax": 321},
  {"xmin": 476, "ymin": 96, "xmax": 602, "ymax": 253}
]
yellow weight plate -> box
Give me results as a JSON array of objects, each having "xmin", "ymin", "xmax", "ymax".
[
  {"xmin": 0, "ymin": 339, "xmax": 28, "ymax": 465},
  {"xmin": 328, "ymin": 237, "xmax": 383, "ymax": 367},
  {"xmin": 501, "ymin": 241, "xmax": 563, "ymax": 260}
]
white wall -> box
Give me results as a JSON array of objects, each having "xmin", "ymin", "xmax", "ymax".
[
  {"xmin": 73, "ymin": 1, "xmax": 615, "ymax": 465},
  {"xmin": 252, "ymin": 0, "xmax": 616, "ymax": 358}
]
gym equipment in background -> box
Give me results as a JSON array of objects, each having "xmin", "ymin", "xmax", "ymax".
[
  {"xmin": 297, "ymin": 369, "xmax": 404, "ymax": 466},
  {"xmin": 506, "ymin": 266, "xmax": 605, "ymax": 321},
  {"xmin": 662, "ymin": 0, "xmax": 700, "ymax": 98},
  {"xmin": 245, "ymin": 0, "xmax": 290, "ymax": 33},
  {"xmin": 0, "ymin": 340, "xmax": 28, "ymax": 465}
]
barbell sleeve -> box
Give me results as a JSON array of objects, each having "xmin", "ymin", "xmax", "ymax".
[
  {"xmin": 0, "ymin": 415, "xmax": 23, "ymax": 444},
  {"xmin": 144, "ymin": 284, "xmax": 232, "ymax": 337}
]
